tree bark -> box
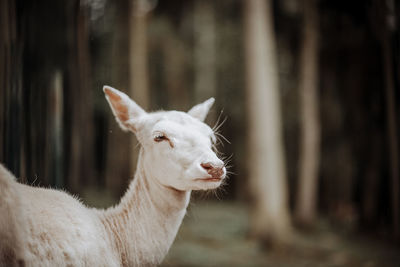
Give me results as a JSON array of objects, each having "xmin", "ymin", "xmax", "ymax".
[
  {"xmin": 130, "ymin": 0, "xmax": 150, "ymax": 109},
  {"xmin": 381, "ymin": 2, "xmax": 399, "ymax": 237},
  {"xmin": 295, "ymin": 0, "xmax": 320, "ymax": 225},
  {"xmin": 129, "ymin": 0, "xmax": 151, "ymax": 179},
  {"xmin": 49, "ymin": 70, "xmax": 64, "ymax": 188},
  {"xmin": 0, "ymin": 0, "xmax": 23, "ymax": 178},
  {"xmin": 193, "ymin": 0, "xmax": 217, "ymax": 110},
  {"xmin": 105, "ymin": 0, "xmax": 133, "ymax": 196},
  {"xmin": 244, "ymin": 0, "xmax": 292, "ymax": 244},
  {"xmin": 67, "ymin": 4, "xmax": 94, "ymax": 192}
]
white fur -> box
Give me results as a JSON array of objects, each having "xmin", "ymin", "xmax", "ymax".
[{"xmin": 0, "ymin": 86, "xmax": 226, "ymax": 266}]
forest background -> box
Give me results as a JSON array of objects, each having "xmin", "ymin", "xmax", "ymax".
[{"xmin": 1, "ymin": 0, "xmax": 400, "ymax": 266}]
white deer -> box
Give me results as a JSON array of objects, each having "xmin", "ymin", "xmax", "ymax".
[{"xmin": 0, "ymin": 86, "xmax": 226, "ymax": 266}]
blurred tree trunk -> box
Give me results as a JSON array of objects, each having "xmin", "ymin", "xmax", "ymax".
[
  {"xmin": 105, "ymin": 0, "xmax": 151, "ymax": 196},
  {"xmin": 244, "ymin": 0, "xmax": 292, "ymax": 244},
  {"xmin": 362, "ymin": 138, "xmax": 381, "ymax": 226},
  {"xmin": 106, "ymin": 0, "xmax": 132, "ymax": 196},
  {"xmin": 49, "ymin": 71, "xmax": 64, "ymax": 188},
  {"xmin": 381, "ymin": 0, "xmax": 399, "ymax": 238},
  {"xmin": 194, "ymin": 0, "xmax": 216, "ymax": 118},
  {"xmin": 130, "ymin": 0, "xmax": 150, "ymax": 108},
  {"xmin": 129, "ymin": 0, "xmax": 150, "ymax": 177},
  {"xmin": 0, "ymin": 0, "xmax": 23, "ymax": 178},
  {"xmin": 66, "ymin": 4, "xmax": 94, "ymax": 192},
  {"xmin": 295, "ymin": 0, "xmax": 320, "ymax": 225},
  {"xmin": 162, "ymin": 24, "xmax": 189, "ymax": 110}
]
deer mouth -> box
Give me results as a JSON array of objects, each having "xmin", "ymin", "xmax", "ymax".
[{"xmin": 195, "ymin": 177, "xmax": 223, "ymax": 182}]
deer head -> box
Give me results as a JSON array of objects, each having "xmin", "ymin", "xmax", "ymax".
[{"xmin": 104, "ymin": 86, "xmax": 226, "ymax": 191}]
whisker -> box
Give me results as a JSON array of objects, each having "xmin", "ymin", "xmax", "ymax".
[
  {"xmin": 134, "ymin": 142, "xmax": 141, "ymax": 149},
  {"xmin": 212, "ymin": 144, "xmax": 223, "ymax": 155},
  {"xmin": 215, "ymin": 137, "xmax": 225, "ymax": 148},
  {"xmin": 222, "ymin": 154, "xmax": 234, "ymax": 164},
  {"xmin": 224, "ymin": 165, "xmax": 234, "ymax": 170},
  {"xmin": 213, "ymin": 116, "xmax": 228, "ymax": 133},
  {"xmin": 212, "ymin": 110, "xmax": 224, "ymax": 131},
  {"xmin": 224, "ymin": 163, "xmax": 234, "ymax": 169},
  {"xmin": 215, "ymin": 132, "xmax": 231, "ymax": 145},
  {"xmin": 226, "ymin": 170, "xmax": 237, "ymax": 176},
  {"xmin": 222, "ymin": 153, "xmax": 234, "ymax": 161},
  {"xmin": 31, "ymin": 174, "xmax": 38, "ymax": 186}
]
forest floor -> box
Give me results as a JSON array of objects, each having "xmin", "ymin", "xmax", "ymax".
[{"xmin": 161, "ymin": 201, "xmax": 400, "ymax": 267}]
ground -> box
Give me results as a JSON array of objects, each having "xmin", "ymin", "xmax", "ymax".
[
  {"xmin": 81, "ymin": 189, "xmax": 400, "ymax": 267},
  {"xmin": 161, "ymin": 201, "xmax": 400, "ymax": 267}
]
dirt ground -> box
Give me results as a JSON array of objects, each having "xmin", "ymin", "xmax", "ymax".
[{"xmin": 161, "ymin": 201, "xmax": 400, "ymax": 267}]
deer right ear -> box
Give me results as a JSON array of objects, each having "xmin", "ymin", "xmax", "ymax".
[
  {"xmin": 188, "ymin": 98, "xmax": 215, "ymax": 122},
  {"xmin": 103, "ymin": 85, "xmax": 146, "ymax": 132}
]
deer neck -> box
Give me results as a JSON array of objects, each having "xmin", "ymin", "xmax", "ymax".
[{"xmin": 101, "ymin": 148, "xmax": 191, "ymax": 266}]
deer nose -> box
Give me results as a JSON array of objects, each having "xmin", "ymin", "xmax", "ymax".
[{"xmin": 201, "ymin": 162, "xmax": 225, "ymax": 178}]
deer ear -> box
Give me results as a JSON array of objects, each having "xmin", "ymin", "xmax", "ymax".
[
  {"xmin": 103, "ymin": 85, "xmax": 146, "ymax": 132},
  {"xmin": 188, "ymin": 97, "xmax": 215, "ymax": 122}
]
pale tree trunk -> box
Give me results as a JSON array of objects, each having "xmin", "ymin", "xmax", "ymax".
[
  {"xmin": 244, "ymin": 0, "xmax": 292, "ymax": 244},
  {"xmin": 129, "ymin": 0, "xmax": 150, "ymax": 176},
  {"xmin": 193, "ymin": 0, "xmax": 216, "ymax": 120},
  {"xmin": 130, "ymin": 0, "xmax": 150, "ymax": 108},
  {"xmin": 295, "ymin": 0, "xmax": 320, "ymax": 225},
  {"xmin": 50, "ymin": 71, "xmax": 64, "ymax": 188}
]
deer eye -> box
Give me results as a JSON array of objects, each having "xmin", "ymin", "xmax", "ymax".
[{"xmin": 154, "ymin": 133, "xmax": 168, "ymax": 142}]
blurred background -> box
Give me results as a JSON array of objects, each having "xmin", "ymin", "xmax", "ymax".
[{"xmin": 1, "ymin": 0, "xmax": 400, "ymax": 266}]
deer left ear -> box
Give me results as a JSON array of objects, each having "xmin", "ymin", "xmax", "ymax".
[
  {"xmin": 103, "ymin": 85, "xmax": 146, "ymax": 132},
  {"xmin": 187, "ymin": 98, "xmax": 215, "ymax": 122}
]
